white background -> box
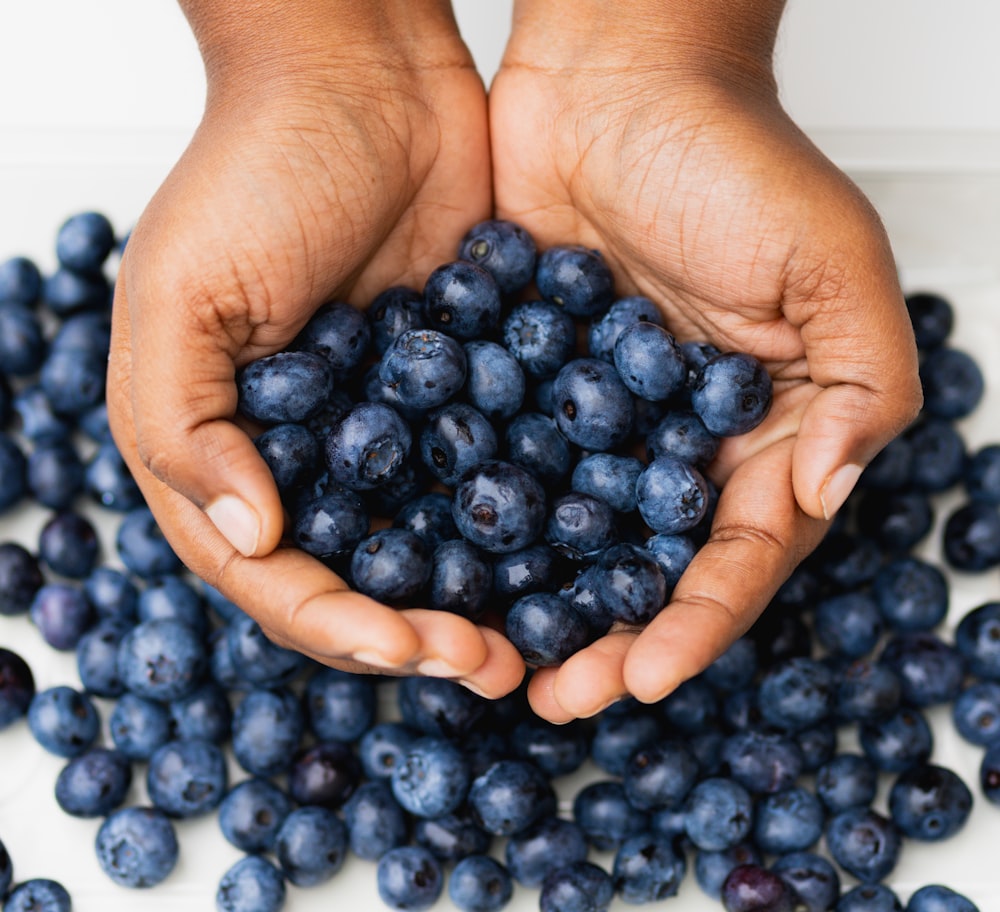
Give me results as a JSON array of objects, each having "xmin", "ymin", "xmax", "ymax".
[{"xmin": 2, "ymin": 2, "xmax": 1000, "ymax": 911}]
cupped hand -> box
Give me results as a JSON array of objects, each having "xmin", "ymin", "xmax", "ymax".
[
  {"xmin": 489, "ymin": 31, "xmax": 922, "ymax": 720},
  {"xmin": 108, "ymin": 17, "xmax": 523, "ymax": 697}
]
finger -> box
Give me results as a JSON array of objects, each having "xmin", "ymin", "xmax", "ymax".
[
  {"xmin": 782, "ymin": 212, "xmax": 923, "ymax": 521},
  {"xmin": 457, "ymin": 626, "xmax": 527, "ymax": 700},
  {"xmin": 623, "ymin": 436, "xmax": 828, "ymax": 704},
  {"xmin": 527, "ymin": 631, "xmax": 636, "ymax": 722},
  {"xmin": 117, "ymin": 240, "xmax": 292, "ymax": 560}
]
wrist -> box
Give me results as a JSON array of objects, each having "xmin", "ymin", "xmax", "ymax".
[{"xmin": 503, "ymin": 0, "xmax": 784, "ymax": 89}]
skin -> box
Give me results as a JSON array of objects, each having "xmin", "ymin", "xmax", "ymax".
[{"xmin": 107, "ymin": 0, "xmax": 922, "ymax": 720}]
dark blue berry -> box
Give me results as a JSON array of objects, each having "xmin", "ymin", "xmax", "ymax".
[
  {"xmin": 636, "ymin": 456, "xmax": 709, "ymax": 535},
  {"xmin": 824, "ymin": 807, "xmax": 902, "ymax": 883},
  {"xmin": 0, "ymin": 543, "xmax": 43, "ymax": 617},
  {"xmin": 888, "ymin": 763, "xmax": 973, "ymax": 841},
  {"xmin": 379, "ymin": 328, "xmax": 467, "ymax": 410},
  {"xmin": 452, "ymin": 460, "xmax": 546, "ymax": 554},
  {"xmin": 293, "ymin": 299, "xmax": 370, "ymax": 380},
  {"xmin": 420, "ymin": 402, "xmax": 497, "ymax": 486},
  {"xmin": 0, "ymin": 646, "xmax": 35, "ymax": 729},
  {"xmin": 536, "ymin": 244, "xmax": 614, "ymax": 318},
  {"xmin": 449, "ymin": 854, "xmax": 514, "ymax": 912},
  {"xmin": 691, "ymin": 351, "xmax": 772, "ymax": 437},
  {"xmin": 919, "ymin": 346, "xmax": 984, "ymax": 419},
  {"xmin": 458, "ymin": 218, "xmax": 537, "ymax": 294},
  {"xmin": 216, "ymin": 855, "xmax": 286, "ymax": 912},
  {"xmin": 217, "ymin": 777, "xmax": 292, "ymax": 853},
  {"xmin": 368, "ymin": 285, "xmax": 426, "ymax": 356},
  {"xmin": 275, "ymin": 805, "xmax": 348, "ymax": 886},
  {"xmin": 463, "ymin": 339, "xmax": 526, "ymax": 420},
  {"xmin": 237, "ymin": 350, "xmax": 332, "ymax": 425},
  {"xmin": 506, "ymin": 591, "xmax": 591, "ymax": 666},
  {"xmin": 94, "ymin": 806, "xmax": 179, "ymax": 888},
  {"xmin": 551, "ymin": 357, "xmax": 634, "ymax": 451},
  {"xmin": 423, "ymin": 260, "xmax": 502, "ymax": 339},
  {"xmin": 906, "ymin": 291, "xmax": 953, "ymax": 350},
  {"xmin": 54, "ymin": 747, "xmax": 132, "ymax": 817},
  {"xmin": 502, "ymin": 299, "xmax": 577, "ymax": 380}
]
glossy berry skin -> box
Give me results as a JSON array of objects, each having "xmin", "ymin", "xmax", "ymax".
[
  {"xmin": 758, "ymin": 657, "xmax": 834, "ymax": 733},
  {"xmin": 906, "ymin": 418, "xmax": 966, "ymax": 492},
  {"xmin": 613, "ymin": 320, "xmax": 687, "ymax": 401},
  {"xmin": 980, "ymin": 742, "xmax": 1000, "ymax": 805},
  {"xmin": 0, "ymin": 303, "xmax": 46, "ymax": 376},
  {"xmin": 37, "ymin": 347, "xmax": 104, "ymax": 418},
  {"xmin": 109, "ymin": 693, "xmax": 171, "ymax": 761},
  {"xmin": 237, "ymin": 350, "xmax": 332, "ymax": 425},
  {"xmin": 942, "ymin": 501, "xmax": 1000, "ymax": 572},
  {"xmin": 502, "ymin": 816, "xmax": 588, "ymax": 888},
  {"xmin": 506, "ymin": 591, "xmax": 591, "ymax": 666},
  {"xmin": 539, "ymin": 861, "xmax": 614, "ymax": 912},
  {"xmin": 275, "ymin": 805, "xmax": 348, "ymax": 886},
  {"xmin": 343, "ymin": 780, "xmax": 409, "ymax": 860},
  {"xmin": 612, "ymin": 833, "xmax": 686, "ymax": 903},
  {"xmin": 544, "ymin": 492, "xmax": 617, "ymax": 562},
  {"xmin": 860, "ymin": 706, "xmax": 934, "ymax": 773},
  {"xmin": 414, "ymin": 807, "xmax": 492, "ymax": 862},
  {"xmin": 29, "ymin": 583, "xmax": 93, "ymax": 651},
  {"xmin": 951, "ymin": 681, "xmax": 1000, "ymax": 745},
  {"xmin": 720, "ymin": 864, "xmax": 795, "ymax": 912},
  {"xmin": 752, "ymin": 786, "xmax": 825, "ymax": 855},
  {"xmin": 837, "ymin": 883, "xmax": 904, "ymax": 912},
  {"xmin": 397, "ymin": 676, "xmax": 486, "ymax": 738},
  {"xmin": 420, "ymin": 402, "xmax": 497, "ymax": 487},
  {"xmin": 493, "ymin": 542, "xmax": 564, "ymax": 606},
  {"xmin": 815, "ymin": 753, "xmax": 879, "ymax": 814},
  {"xmin": 423, "ymin": 260, "xmax": 502, "ymax": 340},
  {"xmin": 448, "ymin": 855, "xmax": 514, "ymax": 912},
  {"xmin": 293, "ymin": 299, "xmax": 370, "ymax": 380},
  {"xmin": 216, "ymin": 855, "xmax": 286, "ymax": 912},
  {"xmin": 115, "ymin": 507, "xmax": 182, "ymax": 579},
  {"xmin": 351, "ymin": 528, "xmax": 432, "ymax": 605},
  {"xmin": 147, "ymin": 739, "xmax": 228, "ymax": 818},
  {"xmin": 169, "ymin": 678, "xmax": 232, "ymax": 744},
  {"xmin": 138, "ymin": 575, "xmax": 208, "ymax": 638},
  {"xmin": 305, "ymin": 666, "xmax": 375, "ymax": 743},
  {"xmin": 27, "ymin": 685, "xmax": 99, "ymax": 757},
  {"xmin": 814, "ymin": 592, "xmax": 883, "ymax": 659},
  {"xmin": 880, "ymin": 632, "xmax": 966, "ymax": 708},
  {"xmin": 0, "ymin": 544, "xmax": 43, "ymax": 620},
  {"xmin": 391, "ymin": 736, "xmax": 470, "ymax": 819},
  {"xmin": 511, "ymin": 718, "xmax": 589, "ymax": 779},
  {"xmin": 536, "ymin": 244, "xmax": 614, "ymax": 318},
  {"xmin": 824, "ymin": 807, "xmax": 901, "ymax": 883},
  {"xmin": 86, "ymin": 567, "xmax": 137, "ymax": 624},
  {"xmin": 505, "ymin": 411, "xmax": 573, "ymax": 486},
  {"xmin": 254, "ymin": 423, "xmax": 318, "ymax": 494},
  {"xmin": 393, "ymin": 491, "xmax": 458, "ymax": 550},
  {"xmin": 905, "ymin": 885, "xmax": 980, "ymax": 912},
  {"xmin": 888, "ymin": 763, "xmax": 973, "ymax": 841},
  {"xmin": 428, "ymin": 539, "xmax": 492, "ymax": 619},
  {"xmin": 377, "ymin": 846, "xmax": 444, "ymax": 912},
  {"xmin": 572, "ymin": 453, "xmax": 643, "ymax": 514},
  {"xmin": 37, "ymin": 510, "xmax": 100, "ymax": 579},
  {"xmin": 55, "ymin": 210, "xmax": 115, "ymax": 272},
  {"xmin": 721, "ymin": 730, "xmax": 804, "ymax": 796},
  {"xmin": 325, "ymin": 401, "xmax": 412, "ymax": 491},
  {"xmin": 683, "ymin": 777, "xmax": 754, "ymax": 852},
  {"xmin": 590, "ymin": 709, "xmax": 662, "ymax": 778},
  {"xmin": 117, "ymin": 618, "xmax": 206, "ymax": 702},
  {"xmin": 292, "ymin": 486, "xmax": 369, "ymax": 559},
  {"xmin": 452, "ymin": 460, "xmax": 546, "ymax": 554},
  {"xmin": 872, "ymin": 557, "xmax": 949, "ymax": 632},
  {"xmin": 835, "ymin": 658, "xmax": 903, "ymax": 725},
  {"xmin": 458, "ymin": 218, "xmax": 537, "ymax": 294},
  {"xmin": 0, "ymin": 254, "xmax": 43, "ymax": 305},
  {"xmin": 624, "ymin": 739, "xmax": 700, "ymax": 811},
  {"xmin": 964, "ymin": 444, "xmax": 1000, "ymax": 505},
  {"xmin": 368, "ymin": 285, "xmax": 426, "ymax": 355},
  {"xmin": 379, "ymin": 328, "xmax": 467, "ymax": 410},
  {"xmin": 551, "ymin": 357, "xmax": 634, "ymax": 451},
  {"xmin": 231, "ymin": 687, "xmax": 304, "ymax": 777},
  {"xmin": 3, "ymin": 879, "xmax": 72, "ymax": 912},
  {"xmin": 225, "ymin": 612, "xmax": 303, "ymax": 688},
  {"xmin": 217, "ymin": 777, "xmax": 292, "ymax": 853},
  {"xmin": 55, "ymin": 747, "xmax": 132, "ymax": 817},
  {"xmin": 693, "ymin": 844, "xmax": 761, "ymax": 901},
  {"xmin": 691, "ymin": 351, "xmax": 772, "ymax": 437},
  {"xmin": 955, "ymin": 601, "xmax": 1000, "ymax": 679},
  {"xmin": 591, "ymin": 542, "xmax": 667, "ymax": 625},
  {"xmin": 0, "ymin": 646, "xmax": 35, "ymax": 729},
  {"xmin": 85, "ymin": 440, "xmax": 144, "ymax": 511},
  {"xmin": 469, "ymin": 759, "xmax": 556, "ymax": 837},
  {"xmin": 463, "ymin": 339, "xmax": 526, "ymax": 420},
  {"xmin": 587, "ymin": 295, "xmax": 664, "ymax": 362},
  {"xmin": 95, "ymin": 806, "xmax": 179, "ymax": 888},
  {"xmin": 502, "ymin": 299, "xmax": 577, "ymax": 380},
  {"xmin": 636, "ymin": 456, "xmax": 709, "ymax": 535},
  {"xmin": 288, "ymin": 739, "xmax": 362, "ymax": 809},
  {"xmin": 919, "ymin": 346, "xmax": 984, "ymax": 419}
]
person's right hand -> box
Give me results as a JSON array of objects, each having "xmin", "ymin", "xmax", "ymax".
[{"xmin": 107, "ymin": 1, "xmax": 524, "ymax": 697}]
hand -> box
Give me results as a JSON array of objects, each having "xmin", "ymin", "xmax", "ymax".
[
  {"xmin": 107, "ymin": 2, "xmax": 523, "ymax": 697},
  {"xmin": 489, "ymin": 2, "xmax": 922, "ymax": 720}
]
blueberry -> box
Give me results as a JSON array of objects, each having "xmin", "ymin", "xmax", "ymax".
[
  {"xmin": 612, "ymin": 832, "xmax": 687, "ymax": 903},
  {"xmin": 824, "ymin": 807, "xmax": 902, "ymax": 883},
  {"xmin": 860, "ymin": 706, "xmax": 934, "ymax": 773},
  {"xmin": 951, "ymin": 681, "xmax": 1000, "ymax": 745},
  {"xmin": 469, "ymin": 759, "xmax": 556, "ymax": 837},
  {"xmin": 413, "ymin": 807, "xmax": 492, "ymax": 862},
  {"xmin": 812, "ymin": 530, "xmax": 884, "ymax": 590},
  {"xmin": 919, "ymin": 346, "xmax": 984, "ymax": 419},
  {"xmin": 683, "ymin": 777, "xmax": 754, "ymax": 852},
  {"xmin": 589, "ymin": 708, "xmax": 662, "ymax": 777},
  {"xmin": 27, "ymin": 684, "xmax": 99, "ymax": 757},
  {"xmin": 888, "ymin": 763, "xmax": 973, "ymax": 841},
  {"xmin": 420, "ymin": 402, "xmax": 497, "ymax": 486},
  {"xmin": 391, "ymin": 736, "xmax": 470, "ymax": 818},
  {"xmin": 36, "ymin": 510, "xmax": 100, "ymax": 579},
  {"xmin": 502, "ymin": 299, "xmax": 577, "ymax": 380},
  {"xmin": 325, "ymin": 400, "xmax": 413, "ymax": 491},
  {"xmin": 720, "ymin": 864, "xmax": 795, "ymax": 912},
  {"xmin": 216, "ymin": 855, "xmax": 286, "ymax": 912},
  {"xmin": 376, "ymin": 846, "xmax": 444, "ymax": 912},
  {"xmin": 964, "ymin": 443, "xmax": 1000, "ymax": 505},
  {"xmin": 587, "ymin": 295, "xmax": 664, "ymax": 362},
  {"xmin": 343, "ymin": 780, "xmax": 409, "ymax": 860},
  {"xmin": 423, "ymin": 260, "xmax": 502, "ymax": 339},
  {"xmin": 237, "ymin": 350, "xmax": 332, "ymax": 425},
  {"xmin": 448, "ymin": 855, "xmax": 514, "ymax": 912},
  {"xmin": 55, "ymin": 210, "xmax": 115, "ymax": 272},
  {"xmin": 636, "ymin": 456, "xmax": 709, "ymax": 535},
  {"xmin": 880, "ymin": 631, "xmax": 966, "ymax": 707},
  {"xmin": 613, "ymin": 320, "xmax": 687, "ymax": 401},
  {"xmin": 138, "ymin": 574, "xmax": 208, "ymax": 637},
  {"xmin": 691, "ymin": 351, "xmax": 772, "ymax": 437},
  {"xmin": 42, "ymin": 267, "xmax": 110, "ymax": 315},
  {"xmin": 117, "ymin": 617, "xmax": 206, "ymax": 702},
  {"xmin": 872, "ymin": 556, "xmax": 949, "ymax": 632},
  {"xmin": 544, "ymin": 491, "xmax": 617, "ymax": 562},
  {"xmin": 76, "ymin": 618, "xmax": 131, "ymax": 697},
  {"xmin": 772, "ymin": 850, "xmax": 841, "ymax": 912},
  {"xmin": 860, "ymin": 434, "xmax": 914, "ymax": 491},
  {"xmin": 275, "ymin": 805, "xmax": 348, "ymax": 886},
  {"xmin": 838, "ymin": 884, "xmax": 904, "ymax": 911},
  {"xmin": 304, "ymin": 666, "xmax": 375, "ymax": 743},
  {"xmin": 0, "ymin": 646, "xmax": 35, "ymax": 729},
  {"xmin": 906, "ymin": 418, "xmax": 966, "ymax": 492},
  {"xmin": 539, "ymin": 861, "xmax": 614, "ymax": 912},
  {"xmin": 758, "ymin": 656, "xmax": 834, "ymax": 732},
  {"xmin": 591, "ymin": 542, "xmax": 667, "ymax": 625},
  {"xmin": 109, "ymin": 692, "xmax": 171, "ymax": 760},
  {"xmin": 906, "ymin": 291, "xmax": 954, "ymax": 350},
  {"xmin": 906, "ymin": 885, "xmax": 980, "ymax": 912},
  {"xmin": 814, "ymin": 591, "xmax": 883, "ymax": 658},
  {"xmin": 291, "ymin": 485, "xmax": 369, "ymax": 559},
  {"xmin": 427, "ymin": 538, "xmax": 492, "ymax": 619},
  {"xmin": 146, "ymin": 738, "xmax": 228, "ymax": 818},
  {"xmin": 571, "ymin": 779, "xmax": 649, "ymax": 851},
  {"xmin": 379, "ymin": 328, "xmax": 467, "ymax": 410},
  {"xmin": 231, "ymin": 688, "xmax": 304, "ymax": 777},
  {"xmin": 217, "ymin": 777, "xmax": 292, "ymax": 853},
  {"xmin": 392, "ymin": 491, "xmax": 457, "ymax": 550},
  {"xmin": 368, "ymin": 285, "xmax": 426, "ymax": 356},
  {"xmin": 624, "ymin": 739, "xmax": 700, "ymax": 810},
  {"xmin": 703, "ymin": 637, "xmax": 758, "ymax": 693},
  {"xmin": 855, "ymin": 489, "xmax": 934, "ymax": 554},
  {"xmin": 536, "ymin": 244, "xmax": 614, "ymax": 318},
  {"xmin": 254, "ymin": 423, "xmax": 319, "ymax": 494},
  {"xmin": 551, "ymin": 357, "xmax": 634, "ymax": 451},
  {"xmin": 0, "ymin": 303, "xmax": 46, "ymax": 375},
  {"xmin": 452, "ymin": 460, "xmax": 546, "ymax": 554},
  {"xmin": 506, "ymin": 591, "xmax": 591, "ymax": 666},
  {"xmin": 458, "ymin": 218, "xmax": 537, "ymax": 294},
  {"xmin": 397, "ymin": 676, "xmax": 487, "ymax": 738},
  {"xmin": 226, "ymin": 611, "xmax": 304, "ymax": 688},
  {"xmin": 288, "ymin": 739, "xmax": 362, "ymax": 808},
  {"xmin": 293, "ymin": 299, "xmax": 370, "ymax": 379},
  {"xmin": 84, "ymin": 440, "xmax": 144, "ymax": 511},
  {"xmin": 694, "ymin": 844, "xmax": 762, "ymax": 901},
  {"xmin": 752, "ymin": 786, "xmax": 825, "ymax": 855},
  {"xmin": 50, "ymin": 310, "xmax": 112, "ymax": 358},
  {"xmin": 95, "ymin": 806, "xmax": 179, "ymax": 888},
  {"xmin": 720, "ymin": 730, "xmax": 804, "ymax": 796},
  {"xmin": 351, "ymin": 528, "xmax": 432, "ymax": 605},
  {"xmin": 981, "ymin": 742, "xmax": 1000, "ymax": 805},
  {"xmin": 571, "ymin": 453, "xmax": 642, "ymax": 514},
  {"xmin": 39, "ymin": 346, "xmax": 107, "ymax": 416},
  {"xmin": 3, "ymin": 879, "xmax": 72, "ymax": 912},
  {"xmin": 505, "ymin": 411, "xmax": 573, "ymax": 486},
  {"xmin": 955, "ymin": 601, "xmax": 1000, "ymax": 679},
  {"xmin": 510, "ymin": 718, "xmax": 590, "ymax": 779},
  {"xmin": 942, "ymin": 501, "xmax": 1000, "ymax": 572},
  {"xmin": 12, "ymin": 385, "xmax": 72, "ymax": 444},
  {"xmin": 0, "ymin": 255, "xmax": 43, "ymax": 306},
  {"xmin": 493, "ymin": 543, "xmax": 565, "ymax": 605},
  {"xmin": 0, "ymin": 543, "xmax": 44, "ymax": 617},
  {"xmin": 115, "ymin": 507, "xmax": 183, "ymax": 578},
  {"xmin": 463, "ymin": 339, "xmax": 526, "ymax": 420},
  {"xmin": 30, "ymin": 583, "xmax": 94, "ymax": 652},
  {"xmin": 54, "ymin": 747, "xmax": 132, "ymax": 817},
  {"xmin": 168, "ymin": 680, "xmax": 232, "ymax": 743},
  {"xmin": 0, "ymin": 432, "xmax": 27, "ymax": 512}
]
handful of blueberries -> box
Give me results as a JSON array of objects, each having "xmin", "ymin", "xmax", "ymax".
[
  {"xmin": 2, "ymin": 211, "xmax": 1000, "ymax": 912},
  {"xmin": 239, "ymin": 219, "xmax": 773, "ymax": 665}
]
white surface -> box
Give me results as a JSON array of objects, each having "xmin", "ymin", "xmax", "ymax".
[{"xmin": 2, "ymin": 3, "xmax": 1000, "ymax": 911}]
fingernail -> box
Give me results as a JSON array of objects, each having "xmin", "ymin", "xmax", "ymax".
[
  {"xmin": 416, "ymin": 658, "xmax": 464, "ymax": 678},
  {"xmin": 205, "ymin": 495, "xmax": 260, "ymax": 557},
  {"xmin": 457, "ymin": 680, "xmax": 490, "ymax": 699},
  {"xmin": 819, "ymin": 463, "xmax": 864, "ymax": 520},
  {"xmin": 354, "ymin": 650, "xmax": 395, "ymax": 669}
]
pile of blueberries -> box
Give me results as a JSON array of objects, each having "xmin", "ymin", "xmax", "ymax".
[{"xmin": 0, "ymin": 211, "xmax": 999, "ymax": 912}]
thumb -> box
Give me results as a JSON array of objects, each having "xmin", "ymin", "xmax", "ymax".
[
  {"xmin": 788, "ymin": 259, "xmax": 923, "ymax": 521},
  {"xmin": 116, "ymin": 258, "xmax": 289, "ymax": 559}
]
